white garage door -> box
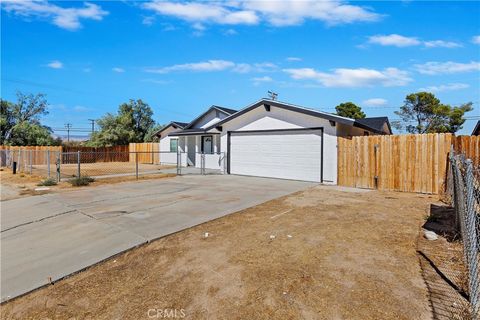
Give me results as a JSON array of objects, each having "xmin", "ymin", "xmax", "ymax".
[{"xmin": 229, "ymin": 129, "xmax": 322, "ymax": 182}]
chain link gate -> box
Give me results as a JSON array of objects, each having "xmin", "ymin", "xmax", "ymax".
[{"xmin": 449, "ymin": 149, "xmax": 480, "ymax": 320}]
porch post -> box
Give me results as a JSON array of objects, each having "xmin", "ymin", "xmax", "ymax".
[{"xmin": 213, "ymin": 135, "xmax": 218, "ymax": 153}]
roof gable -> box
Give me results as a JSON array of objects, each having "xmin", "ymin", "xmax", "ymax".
[
  {"xmin": 154, "ymin": 121, "xmax": 187, "ymax": 137},
  {"xmin": 206, "ymin": 99, "xmax": 355, "ymax": 130},
  {"xmin": 184, "ymin": 105, "xmax": 237, "ymax": 129}
]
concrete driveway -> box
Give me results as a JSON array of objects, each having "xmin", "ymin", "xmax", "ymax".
[{"xmin": 0, "ymin": 175, "xmax": 314, "ymax": 302}]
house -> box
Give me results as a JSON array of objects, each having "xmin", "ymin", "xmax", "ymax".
[
  {"xmin": 472, "ymin": 120, "xmax": 480, "ymax": 135},
  {"xmin": 155, "ymin": 106, "xmax": 237, "ymax": 165},
  {"xmin": 157, "ymin": 99, "xmax": 391, "ymax": 183}
]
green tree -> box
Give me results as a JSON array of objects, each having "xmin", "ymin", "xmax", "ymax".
[
  {"xmin": 335, "ymin": 102, "xmax": 366, "ymax": 119},
  {"xmin": 144, "ymin": 124, "xmax": 165, "ymax": 142},
  {"xmin": 393, "ymin": 92, "xmax": 473, "ymax": 133},
  {"xmin": 1, "ymin": 92, "xmax": 59, "ymax": 146},
  {"xmin": 87, "ymin": 99, "xmax": 156, "ymax": 146}
]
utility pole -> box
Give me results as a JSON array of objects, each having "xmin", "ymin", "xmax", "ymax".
[
  {"xmin": 88, "ymin": 119, "xmax": 95, "ymax": 135},
  {"xmin": 65, "ymin": 123, "xmax": 72, "ymax": 142},
  {"xmin": 268, "ymin": 91, "xmax": 278, "ymax": 101}
]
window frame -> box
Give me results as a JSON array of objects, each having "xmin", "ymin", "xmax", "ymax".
[{"xmin": 170, "ymin": 138, "xmax": 179, "ymax": 153}]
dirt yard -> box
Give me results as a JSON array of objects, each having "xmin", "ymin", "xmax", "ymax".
[
  {"xmin": 0, "ymin": 185, "xmax": 436, "ymax": 319},
  {"xmin": 0, "ymin": 170, "xmax": 176, "ymax": 201},
  {"xmin": 31, "ymin": 162, "xmax": 176, "ymax": 178}
]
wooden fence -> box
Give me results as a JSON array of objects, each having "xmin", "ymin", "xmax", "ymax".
[
  {"xmin": 0, "ymin": 145, "xmax": 62, "ymax": 166},
  {"xmin": 337, "ymin": 133, "xmax": 480, "ymax": 194},
  {"xmin": 129, "ymin": 143, "xmax": 160, "ymax": 164},
  {"xmin": 62, "ymin": 146, "xmax": 129, "ymax": 163}
]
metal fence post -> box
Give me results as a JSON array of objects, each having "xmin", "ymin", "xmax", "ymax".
[
  {"xmin": 135, "ymin": 152, "xmax": 139, "ymax": 180},
  {"xmin": 176, "ymin": 152, "xmax": 181, "ymax": 175},
  {"xmin": 56, "ymin": 151, "xmax": 61, "ymax": 182},
  {"xmin": 464, "ymin": 160, "xmax": 479, "ymax": 319},
  {"xmin": 18, "ymin": 150, "xmax": 21, "ymax": 173},
  {"xmin": 47, "ymin": 150, "xmax": 50, "ymax": 178},
  {"xmin": 29, "ymin": 150, "xmax": 33, "ymax": 174},
  {"xmin": 77, "ymin": 151, "xmax": 81, "ymax": 178}
]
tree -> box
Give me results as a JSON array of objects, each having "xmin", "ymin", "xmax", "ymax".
[
  {"xmin": 335, "ymin": 102, "xmax": 366, "ymax": 119},
  {"xmin": 87, "ymin": 99, "xmax": 156, "ymax": 146},
  {"xmin": 1, "ymin": 92, "xmax": 59, "ymax": 146},
  {"xmin": 144, "ymin": 124, "xmax": 165, "ymax": 143},
  {"xmin": 393, "ymin": 92, "xmax": 473, "ymax": 133}
]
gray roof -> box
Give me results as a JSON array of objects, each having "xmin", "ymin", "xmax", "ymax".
[
  {"xmin": 154, "ymin": 121, "xmax": 188, "ymax": 137},
  {"xmin": 183, "ymin": 105, "xmax": 237, "ymax": 130},
  {"xmin": 214, "ymin": 106, "xmax": 237, "ymax": 115},
  {"xmin": 206, "ymin": 99, "xmax": 356, "ymax": 130},
  {"xmin": 354, "ymin": 117, "xmax": 392, "ymax": 135},
  {"xmin": 472, "ymin": 120, "xmax": 480, "ymax": 135}
]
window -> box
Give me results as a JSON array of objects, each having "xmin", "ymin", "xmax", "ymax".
[
  {"xmin": 201, "ymin": 136, "xmax": 213, "ymax": 154},
  {"xmin": 170, "ymin": 139, "xmax": 178, "ymax": 152}
]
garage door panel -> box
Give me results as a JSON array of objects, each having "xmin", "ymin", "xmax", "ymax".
[{"xmin": 230, "ymin": 130, "xmax": 321, "ymax": 182}]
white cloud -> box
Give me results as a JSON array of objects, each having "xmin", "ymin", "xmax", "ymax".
[
  {"xmin": 1, "ymin": 0, "xmax": 108, "ymax": 31},
  {"xmin": 368, "ymin": 34, "xmax": 461, "ymax": 48},
  {"xmin": 363, "ymin": 98, "xmax": 388, "ymax": 106},
  {"xmin": 142, "ymin": 1, "xmax": 380, "ymax": 29},
  {"xmin": 423, "ymin": 40, "xmax": 462, "ymax": 48},
  {"xmin": 472, "ymin": 35, "xmax": 480, "ymax": 45},
  {"xmin": 145, "ymin": 60, "xmax": 277, "ymax": 74},
  {"xmin": 47, "ymin": 60, "xmax": 63, "ymax": 69},
  {"xmin": 83, "ymin": 67, "xmax": 92, "ymax": 73},
  {"xmin": 112, "ymin": 67, "xmax": 125, "ymax": 73},
  {"xmin": 142, "ymin": 1, "xmax": 258, "ymax": 27},
  {"xmin": 284, "ymin": 67, "xmax": 411, "ymax": 87},
  {"xmin": 74, "ymin": 105, "xmax": 89, "ymax": 112},
  {"xmin": 286, "ymin": 57, "xmax": 302, "ymax": 62},
  {"xmin": 223, "ymin": 29, "xmax": 238, "ymax": 36},
  {"xmin": 241, "ymin": 1, "xmax": 381, "ymax": 26},
  {"xmin": 146, "ymin": 60, "xmax": 235, "ymax": 74},
  {"xmin": 368, "ymin": 34, "xmax": 421, "ymax": 47},
  {"xmin": 414, "ymin": 61, "xmax": 480, "ymax": 75},
  {"xmin": 142, "ymin": 16, "xmax": 155, "ymax": 26},
  {"xmin": 252, "ymin": 76, "xmax": 273, "ymax": 86},
  {"xmin": 419, "ymin": 83, "xmax": 470, "ymax": 92}
]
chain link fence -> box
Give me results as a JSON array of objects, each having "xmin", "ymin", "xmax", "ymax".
[
  {"xmin": 449, "ymin": 149, "xmax": 480, "ymax": 320},
  {"xmin": 0, "ymin": 149, "xmax": 225, "ymax": 181}
]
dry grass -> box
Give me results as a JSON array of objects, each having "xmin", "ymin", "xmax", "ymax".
[{"xmin": 1, "ymin": 186, "xmax": 436, "ymax": 320}]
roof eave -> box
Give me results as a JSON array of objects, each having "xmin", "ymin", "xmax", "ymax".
[{"xmin": 205, "ymin": 99, "xmax": 355, "ymax": 131}]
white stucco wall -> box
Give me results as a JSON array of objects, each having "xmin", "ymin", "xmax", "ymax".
[
  {"xmin": 218, "ymin": 106, "xmax": 339, "ymax": 184},
  {"xmin": 159, "ymin": 125, "xmax": 181, "ymax": 165}
]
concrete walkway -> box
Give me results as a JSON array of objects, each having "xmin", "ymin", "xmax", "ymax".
[{"xmin": 0, "ymin": 175, "xmax": 314, "ymax": 302}]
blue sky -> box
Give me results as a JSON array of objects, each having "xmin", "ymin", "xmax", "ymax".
[{"xmin": 1, "ymin": 0, "xmax": 479, "ymax": 136}]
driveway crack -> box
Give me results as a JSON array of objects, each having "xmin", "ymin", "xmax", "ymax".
[{"xmin": 1, "ymin": 209, "xmax": 77, "ymax": 233}]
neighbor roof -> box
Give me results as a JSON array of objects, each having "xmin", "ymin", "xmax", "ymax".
[
  {"xmin": 183, "ymin": 105, "xmax": 237, "ymax": 129},
  {"xmin": 154, "ymin": 121, "xmax": 188, "ymax": 137},
  {"xmin": 472, "ymin": 120, "xmax": 480, "ymax": 136},
  {"xmin": 354, "ymin": 117, "xmax": 392, "ymax": 135}
]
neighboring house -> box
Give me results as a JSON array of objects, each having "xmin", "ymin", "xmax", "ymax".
[
  {"xmin": 158, "ymin": 99, "xmax": 391, "ymax": 183},
  {"xmin": 472, "ymin": 120, "xmax": 480, "ymax": 135}
]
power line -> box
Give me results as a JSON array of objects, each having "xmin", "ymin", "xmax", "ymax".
[
  {"xmin": 64, "ymin": 123, "xmax": 72, "ymax": 142},
  {"xmin": 88, "ymin": 119, "xmax": 95, "ymax": 134}
]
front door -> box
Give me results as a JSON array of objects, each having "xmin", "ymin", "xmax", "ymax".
[{"xmin": 201, "ymin": 136, "xmax": 213, "ymax": 154}]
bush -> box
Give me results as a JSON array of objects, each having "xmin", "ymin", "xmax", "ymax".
[
  {"xmin": 68, "ymin": 176, "xmax": 95, "ymax": 187},
  {"xmin": 37, "ymin": 178, "xmax": 57, "ymax": 186}
]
